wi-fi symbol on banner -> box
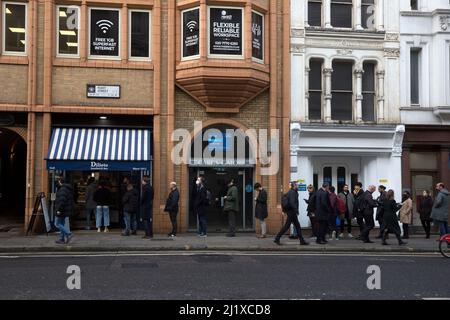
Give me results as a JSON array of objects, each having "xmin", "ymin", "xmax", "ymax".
[
  {"xmin": 186, "ymin": 20, "xmax": 197, "ymax": 32},
  {"xmin": 96, "ymin": 19, "xmax": 114, "ymax": 34}
]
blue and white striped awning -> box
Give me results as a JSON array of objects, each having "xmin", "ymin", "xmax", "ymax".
[{"xmin": 46, "ymin": 128, "xmax": 152, "ymax": 171}]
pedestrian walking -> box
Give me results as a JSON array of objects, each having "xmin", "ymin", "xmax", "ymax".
[
  {"xmin": 192, "ymin": 176, "xmax": 208, "ymax": 237},
  {"xmin": 399, "ymin": 191, "xmax": 413, "ymax": 239},
  {"xmin": 375, "ymin": 185, "xmax": 387, "ymax": 239},
  {"xmin": 140, "ymin": 176, "xmax": 154, "ymax": 239},
  {"xmin": 122, "ymin": 183, "xmax": 139, "ymax": 236},
  {"xmin": 380, "ymin": 190, "xmax": 407, "ymax": 246},
  {"xmin": 328, "ymin": 186, "xmax": 339, "ymax": 240},
  {"xmin": 338, "ymin": 184, "xmax": 354, "ymax": 238},
  {"xmin": 164, "ymin": 182, "xmax": 180, "ymax": 237},
  {"xmin": 84, "ymin": 177, "xmax": 97, "ymax": 230},
  {"xmin": 315, "ymin": 183, "xmax": 332, "ymax": 245},
  {"xmin": 430, "ymin": 183, "xmax": 449, "ymax": 238},
  {"xmin": 54, "ymin": 178, "xmax": 74, "ymax": 245},
  {"xmin": 93, "ymin": 181, "xmax": 111, "ymax": 233},
  {"xmin": 224, "ymin": 179, "xmax": 239, "ymax": 237},
  {"xmin": 419, "ymin": 190, "xmax": 433, "ymax": 239},
  {"xmin": 353, "ymin": 182, "xmax": 366, "ymax": 239},
  {"xmin": 274, "ymin": 182, "xmax": 309, "ymax": 246},
  {"xmin": 254, "ymin": 183, "xmax": 268, "ymax": 238},
  {"xmin": 304, "ymin": 185, "xmax": 318, "ymax": 238},
  {"xmin": 360, "ymin": 185, "xmax": 378, "ymax": 243}
]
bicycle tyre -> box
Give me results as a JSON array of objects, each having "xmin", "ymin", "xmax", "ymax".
[{"xmin": 439, "ymin": 240, "xmax": 450, "ymax": 258}]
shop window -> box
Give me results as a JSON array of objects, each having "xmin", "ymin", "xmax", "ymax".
[
  {"xmin": 89, "ymin": 8, "xmax": 120, "ymax": 58},
  {"xmin": 308, "ymin": 0, "xmax": 322, "ymax": 27},
  {"xmin": 2, "ymin": 2, "xmax": 27, "ymax": 54},
  {"xmin": 331, "ymin": 61, "xmax": 353, "ymax": 121},
  {"xmin": 251, "ymin": 11, "xmax": 264, "ymax": 62},
  {"xmin": 331, "ymin": 0, "xmax": 352, "ymax": 28},
  {"xmin": 361, "ymin": 0, "xmax": 375, "ymax": 29},
  {"xmin": 181, "ymin": 7, "xmax": 200, "ymax": 60},
  {"xmin": 57, "ymin": 6, "xmax": 79, "ymax": 56},
  {"xmin": 208, "ymin": 6, "xmax": 243, "ymax": 58},
  {"xmin": 129, "ymin": 10, "xmax": 151, "ymax": 59},
  {"xmin": 362, "ymin": 62, "xmax": 376, "ymax": 122},
  {"xmin": 309, "ymin": 59, "xmax": 323, "ymax": 120}
]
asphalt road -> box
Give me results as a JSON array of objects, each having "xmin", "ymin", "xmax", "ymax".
[{"xmin": 0, "ymin": 252, "xmax": 449, "ymax": 300}]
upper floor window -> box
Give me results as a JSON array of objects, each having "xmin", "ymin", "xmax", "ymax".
[
  {"xmin": 309, "ymin": 60, "xmax": 323, "ymax": 120},
  {"xmin": 57, "ymin": 6, "xmax": 79, "ymax": 56},
  {"xmin": 2, "ymin": 2, "xmax": 27, "ymax": 54},
  {"xmin": 361, "ymin": 0, "xmax": 375, "ymax": 29},
  {"xmin": 182, "ymin": 7, "xmax": 200, "ymax": 60},
  {"xmin": 410, "ymin": 49, "xmax": 421, "ymax": 105},
  {"xmin": 331, "ymin": 61, "xmax": 353, "ymax": 121},
  {"xmin": 89, "ymin": 8, "xmax": 120, "ymax": 59},
  {"xmin": 129, "ymin": 10, "xmax": 151, "ymax": 59},
  {"xmin": 308, "ymin": 0, "xmax": 322, "ymax": 27},
  {"xmin": 410, "ymin": 0, "xmax": 418, "ymax": 10},
  {"xmin": 362, "ymin": 62, "xmax": 376, "ymax": 122},
  {"xmin": 331, "ymin": 0, "xmax": 352, "ymax": 28}
]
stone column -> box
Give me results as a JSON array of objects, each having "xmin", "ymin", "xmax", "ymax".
[
  {"xmin": 324, "ymin": 68, "xmax": 333, "ymax": 122},
  {"xmin": 304, "ymin": 0, "xmax": 309, "ymax": 27},
  {"xmin": 355, "ymin": 0, "xmax": 363, "ymax": 30},
  {"xmin": 355, "ymin": 68, "xmax": 364, "ymax": 123},
  {"xmin": 377, "ymin": 70, "xmax": 385, "ymax": 122},
  {"xmin": 305, "ymin": 67, "xmax": 310, "ymax": 121},
  {"xmin": 376, "ymin": 0, "xmax": 385, "ymax": 31},
  {"xmin": 324, "ymin": 0, "xmax": 332, "ymax": 28}
]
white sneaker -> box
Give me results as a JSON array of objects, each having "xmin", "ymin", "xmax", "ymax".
[
  {"xmin": 331, "ymin": 231, "xmax": 336, "ymax": 240},
  {"xmin": 97, "ymin": 228, "xmax": 101, "ymax": 233},
  {"xmin": 348, "ymin": 233, "xmax": 354, "ymax": 239},
  {"xmin": 339, "ymin": 233, "xmax": 344, "ymax": 239}
]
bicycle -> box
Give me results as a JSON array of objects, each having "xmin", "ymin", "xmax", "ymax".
[{"xmin": 438, "ymin": 234, "xmax": 450, "ymax": 258}]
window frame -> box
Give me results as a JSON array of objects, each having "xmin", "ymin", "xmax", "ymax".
[
  {"xmin": 2, "ymin": 1, "xmax": 28, "ymax": 56},
  {"xmin": 56, "ymin": 5, "xmax": 80, "ymax": 58},
  {"xmin": 361, "ymin": 61, "xmax": 377, "ymax": 122},
  {"xmin": 410, "ymin": 48, "xmax": 421, "ymax": 106},
  {"xmin": 308, "ymin": 0, "xmax": 322, "ymax": 27},
  {"xmin": 361, "ymin": 0, "xmax": 375, "ymax": 30},
  {"xmin": 88, "ymin": 7, "xmax": 121, "ymax": 60},
  {"xmin": 128, "ymin": 8, "xmax": 152, "ymax": 61},
  {"xmin": 207, "ymin": 5, "xmax": 245, "ymax": 60},
  {"xmin": 181, "ymin": 6, "xmax": 200, "ymax": 61},
  {"xmin": 308, "ymin": 59, "xmax": 324, "ymax": 121},
  {"xmin": 331, "ymin": 60, "xmax": 354, "ymax": 122},
  {"xmin": 251, "ymin": 10, "xmax": 264, "ymax": 64},
  {"xmin": 330, "ymin": 0, "xmax": 353, "ymax": 30}
]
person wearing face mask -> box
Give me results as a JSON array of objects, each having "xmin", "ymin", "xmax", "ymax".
[
  {"xmin": 192, "ymin": 176, "xmax": 208, "ymax": 237},
  {"xmin": 224, "ymin": 179, "xmax": 239, "ymax": 237}
]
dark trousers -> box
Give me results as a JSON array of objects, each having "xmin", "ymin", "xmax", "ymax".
[
  {"xmin": 361, "ymin": 214, "xmax": 375, "ymax": 241},
  {"xmin": 317, "ymin": 220, "xmax": 328, "ymax": 242},
  {"xmin": 143, "ymin": 217, "xmax": 153, "ymax": 237},
  {"xmin": 377, "ymin": 218, "xmax": 384, "ymax": 236},
  {"xmin": 275, "ymin": 213, "xmax": 304, "ymax": 242},
  {"xmin": 309, "ymin": 216, "xmax": 319, "ymax": 237},
  {"xmin": 198, "ymin": 214, "xmax": 207, "ymax": 235},
  {"xmin": 340, "ymin": 217, "xmax": 352, "ymax": 234},
  {"xmin": 226, "ymin": 210, "xmax": 237, "ymax": 235},
  {"xmin": 420, "ymin": 219, "xmax": 431, "ymax": 238},
  {"xmin": 169, "ymin": 211, "xmax": 178, "ymax": 235},
  {"xmin": 328, "ymin": 215, "xmax": 338, "ymax": 235},
  {"xmin": 438, "ymin": 221, "xmax": 449, "ymax": 237},
  {"xmin": 402, "ymin": 223, "xmax": 409, "ymax": 238},
  {"xmin": 356, "ymin": 214, "xmax": 365, "ymax": 235}
]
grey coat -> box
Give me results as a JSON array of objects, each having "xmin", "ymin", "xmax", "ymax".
[
  {"xmin": 431, "ymin": 189, "xmax": 449, "ymax": 222},
  {"xmin": 338, "ymin": 191, "xmax": 354, "ymax": 219},
  {"xmin": 85, "ymin": 182, "xmax": 98, "ymax": 210}
]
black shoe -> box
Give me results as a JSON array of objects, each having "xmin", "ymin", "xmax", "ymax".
[
  {"xmin": 316, "ymin": 240, "xmax": 327, "ymax": 245},
  {"xmin": 274, "ymin": 239, "xmax": 281, "ymax": 245},
  {"xmin": 398, "ymin": 241, "xmax": 407, "ymax": 246},
  {"xmin": 382, "ymin": 241, "xmax": 389, "ymax": 246},
  {"xmin": 131, "ymin": 231, "xmax": 137, "ymax": 235},
  {"xmin": 426, "ymin": 235, "xmax": 430, "ymax": 239},
  {"xmin": 375, "ymin": 235, "xmax": 382, "ymax": 239},
  {"xmin": 300, "ymin": 239, "xmax": 309, "ymax": 246},
  {"xmin": 121, "ymin": 232, "xmax": 130, "ymax": 236}
]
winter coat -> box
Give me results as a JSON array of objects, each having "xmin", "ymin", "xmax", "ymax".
[
  {"xmin": 85, "ymin": 182, "xmax": 98, "ymax": 210},
  {"xmin": 285, "ymin": 188, "xmax": 300, "ymax": 216},
  {"xmin": 122, "ymin": 188, "xmax": 139, "ymax": 214},
  {"xmin": 140, "ymin": 184, "xmax": 154, "ymax": 219},
  {"xmin": 381, "ymin": 199, "xmax": 402, "ymax": 234},
  {"xmin": 55, "ymin": 183, "xmax": 75, "ymax": 218},
  {"xmin": 353, "ymin": 189, "xmax": 365, "ymax": 219},
  {"xmin": 315, "ymin": 188, "xmax": 331, "ymax": 221},
  {"xmin": 93, "ymin": 187, "xmax": 111, "ymax": 206},
  {"xmin": 224, "ymin": 185, "xmax": 239, "ymax": 213},
  {"xmin": 255, "ymin": 188, "xmax": 268, "ymax": 220},
  {"xmin": 193, "ymin": 184, "xmax": 207, "ymax": 216},
  {"xmin": 376, "ymin": 192, "xmax": 387, "ymax": 221},
  {"xmin": 328, "ymin": 192, "xmax": 338, "ymax": 217},
  {"xmin": 431, "ymin": 189, "xmax": 450, "ymax": 222},
  {"xmin": 399, "ymin": 198, "xmax": 413, "ymax": 224},
  {"xmin": 164, "ymin": 188, "xmax": 180, "ymax": 214},
  {"xmin": 419, "ymin": 196, "xmax": 433, "ymax": 221},
  {"xmin": 306, "ymin": 191, "xmax": 317, "ymax": 217},
  {"xmin": 362, "ymin": 191, "xmax": 377, "ymax": 217},
  {"xmin": 338, "ymin": 191, "xmax": 354, "ymax": 219}
]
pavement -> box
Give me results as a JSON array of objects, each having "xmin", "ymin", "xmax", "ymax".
[{"xmin": 0, "ymin": 228, "xmax": 443, "ymax": 254}]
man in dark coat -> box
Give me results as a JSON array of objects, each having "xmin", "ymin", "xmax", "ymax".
[
  {"xmin": 274, "ymin": 182, "xmax": 309, "ymax": 246},
  {"xmin": 360, "ymin": 185, "xmax": 378, "ymax": 243},
  {"xmin": 353, "ymin": 182, "xmax": 366, "ymax": 239},
  {"xmin": 140, "ymin": 176, "xmax": 154, "ymax": 239},
  {"xmin": 254, "ymin": 183, "xmax": 268, "ymax": 238},
  {"xmin": 54, "ymin": 179, "xmax": 74, "ymax": 245},
  {"xmin": 122, "ymin": 183, "xmax": 139, "ymax": 236},
  {"xmin": 304, "ymin": 185, "xmax": 318, "ymax": 238},
  {"xmin": 419, "ymin": 190, "xmax": 433, "ymax": 239},
  {"xmin": 224, "ymin": 179, "xmax": 239, "ymax": 237},
  {"xmin": 192, "ymin": 176, "xmax": 208, "ymax": 237},
  {"xmin": 375, "ymin": 185, "xmax": 387, "ymax": 239},
  {"xmin": 164, "ymin": 182, "xmax": 180, "ymax": 237},
  {"xmin": 315, "ymin": 183, "xmax": 331, "ymax": 244}
]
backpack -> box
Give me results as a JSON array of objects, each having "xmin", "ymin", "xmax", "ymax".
[{"xmin": 281, "ymin": 193, "xmax": 291, "ymax": 212}]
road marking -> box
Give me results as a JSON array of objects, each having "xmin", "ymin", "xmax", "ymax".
[{"xmin": 422, "ymin": 298, "xmax": 450, "ymax": 300}]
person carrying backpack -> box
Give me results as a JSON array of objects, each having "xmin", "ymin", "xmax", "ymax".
[{"xmin": 54, "ymin": 178, "xmax": 74, "ymax": 245}]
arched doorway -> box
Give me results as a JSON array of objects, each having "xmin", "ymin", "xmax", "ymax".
[{"xmin": 0, "ymin": 128, "xmax": 27, "ymax": 224}]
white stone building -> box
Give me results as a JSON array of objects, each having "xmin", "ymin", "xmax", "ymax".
[{"xmin": 290, "ymin": 0, "xmax": 405, "ymax": 227}]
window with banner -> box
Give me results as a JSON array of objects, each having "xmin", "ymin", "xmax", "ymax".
[
  {"xmin": 2, "ymin": 2, "xmax": 27, "ymax": 54},
  {"xmin": 208, "ymin": 6, "xmax": 243, "ymax": 58},
  {"xmin": 251, "ymin": 11, "xmax": 263, "ymax": 62},
  {"xmin": 57, "ymin": 6, "xmax": 79, "ymax": 56},
  {"xmin": 89, "ymin": 8, "xmax": 120, "ymax": 58},
  {"xmin": 182, "ymin": 7, "xmax": 200, "ymax": 60}
]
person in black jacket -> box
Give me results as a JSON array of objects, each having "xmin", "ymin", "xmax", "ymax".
[
  {"xmin": 54, "ymin": 178, "xmax": 74, "ymax": 245},
  {"xmin": 164, "ymin": 182, "xmax": 180, "ymax": 237},
  {"xmin": 192, "ymin": 176, "xmax": 208, "ymax": 237},
  {"xmin": 360, "ymin": 185, "xmax": 378, "ymax": 243},
  {"xmin": 419, "ymin": 190, "xmax": 433, "ymax": 239},
  {"xmin": 304, "ymin": 185, "xmax": 318, "ymax": 238},
  {"xmin": 93, "ymin": 181, "xmax": 111, "ymax": 233},
  {"xmin": 274, "ymin": 182, "xmax": 309, "ymax": 246},
  {"xmin": 254, "ymin": 183, "xmax": 268, "ymax": 238},
  {"xmin": 315, "ymin": 183, "xmax": 331, "ymax": 244},
  {"xmin": 121, "ymin": 183, "xmax": 139, "ymax": 236},
  {"xmin": 353, "ymin": 182, "xmax": 366, "ymax": 239},
  {"xmin": 375, "ymin": 185, "xmax": 387, "ymax": 239},
  {"xmin": 140, "ymin": 176, "xmax": 154, "ymax": 239},
  {"xmin": 380, "ymin": 190, "xmax": 407, "ymax": 246}
]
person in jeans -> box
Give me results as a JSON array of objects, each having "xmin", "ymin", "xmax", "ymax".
[
  {"xmin": 254, "ymin": 183, "xmax": 268, "ymax": 238},
  {"xmin": 54, "ymin": 178, "xmax": 74, "ymax": 245},
  {"xmin": 141, "ymin": 176, "xmax": 154, "ymax": 239},
  {"xmin": 419, "ymin": 190, "xmax": 433, "ymax": 239},
  {"xmin": 93, "ymin": 181, "xmax": 111, "ymax": 233},
  {"xmin": 399, "ymin": 191, "xmax": 413, "ymax": 239},
  {"xmin": 338, "ymin": 184, "xmax": 354, "ymax": 238},
  {"xmin": 84, "ymin": 177, "xmax": 97, "ymax": 230},
  {"xmin": 122, "ymin": 183, "xmax": 139, "ymax": 236},
  {"xmin": 431, "ymin": 183, "xmax": 449, "ymax": 238},
  {"xmin": 224, "ymin": 179, "xmax": 239, "ymax": 237},
  {"xmin": 192, "ymin": 176, "xmax": 208, "ymax": 237},
  {"xmin": 164, "ymin": 182, "xmax": 180, "ymax": 237}
]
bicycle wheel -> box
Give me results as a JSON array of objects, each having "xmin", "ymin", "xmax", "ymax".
[{"xmin": 439, "ymin": 240, "xmax": 450, "ymax": 258}]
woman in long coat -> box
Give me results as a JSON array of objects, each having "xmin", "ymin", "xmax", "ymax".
[
  {"xmin": 381, "ymin": 190, "xmax": 407, "ymax": 246},
  {"xmin": 254, "ymin": 183, "xmax": 268, "ymax": 238},
  {"xmin": 399, "ymin": 191, "xmax": 413, "ymax": 239}
]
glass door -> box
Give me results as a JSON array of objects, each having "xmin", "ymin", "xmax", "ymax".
[{"xmin": 411, "ymin": 172, "xmax": 436, "ymax": 227}]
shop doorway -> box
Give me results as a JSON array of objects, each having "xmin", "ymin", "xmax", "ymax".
[
  {"xmin": 0, "ymin": 128, "xmax": 26, "ymax": 224},
  {"xmin": 411, "ymin": 172, "xmax": 437, "ymax": 227},
  {"xmin": 189, "ymin": 167, "xmax": 254, "ymax": 232}
]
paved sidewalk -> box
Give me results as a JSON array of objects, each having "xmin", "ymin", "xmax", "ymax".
[{"xmin": 0, "ymin": 229, "xmax": 442, "ymax": 254}]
